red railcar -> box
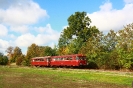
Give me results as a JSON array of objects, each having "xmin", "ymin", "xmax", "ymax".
[
  {"xmin": 50, "ymin": 54, "xmax": 87, "ymax": 67},
  {"xmin": 31, "ymin": 54, "xmax": 87, "ymax": 67},
  {"xmin": 31, "ymin": 56, "xmax": 51, "ymax": 67}
]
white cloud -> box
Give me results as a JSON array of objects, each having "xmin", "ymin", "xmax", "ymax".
[
  {"xmin": 36, "ymin": 24, "xmax": 53, "ymax": 33},
  {"xmin": 0, "ymin": 0, "xmax": 50, "ymax": 54},
  {"xmin": 0, "ymin": 39, "xmax": 9, "ymax": 53},
  {"xmin": 124, "ymin": 0, "xmax": 133, "ymax": 4},
  {"xmin": 0, "ymin": 24, "xmax": 8, "ymax": 36},
  {"xmin": 0, "ymin": 0, "xmax": 48, "ymax": 35},
  {"xmin": 88, "ymin": 1, "xmax": 133, "ymax": 32},
  {"xmin": 34, "ymin": 24, "xmax": 60, "ymax": 45},
  {"xmin": 15, "ymin": 24, "xmax": 60, "ymax": 48},
  {"xmin": 100, "ymin": 1, "xmax": 112, "ymax": 11},
  {"xmin": 15, "ymin": 33, "xmax": 35, "ymax": 47},
  {"xmin": 0, "ymin": 0, "xmax": 48, "ymax": 26},
  {"xmin": 10, "ymin": 25, "xmax": 29, "ymax": 33}
]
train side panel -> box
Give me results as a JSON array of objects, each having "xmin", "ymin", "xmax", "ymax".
[
  {"xmin": 31, "ymin": 57, "xmax": 50, "ymax": 67},
  {"xmin": 50, "ymin": 54, "xmax": 87, "ymax": 67}
]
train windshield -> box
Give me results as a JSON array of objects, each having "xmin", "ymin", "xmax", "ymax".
[{"xmin": 76, "ymin": 56, "xmax": 86, "ymax": 60}]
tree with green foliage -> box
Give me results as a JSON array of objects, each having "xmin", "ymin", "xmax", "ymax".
[
  {"xmin": 79, "ymin": 29, "xmax": 119, "ymax": 69},
  {"xmin": 79, "ymin": 32, "xmax": 103, "ymax": 68},
  {"xmin": 103, "ymin": 30, "xmax": 118, "ymax": 52},
  {"xmin": 10, "ymin": 46, "xmax": 22, "ymax": 63},
  {"xmin": 0, "ymin": 52, "xmax": 3, "ymax": 64},
  {"xmin": 58, "ymin": 12, "xmax": 99, "ymax": 55},
  {"xmin": 2, "ymin": 56, "xmax": 8, "ymax": 65},
  {"xmin": 115, "ymin": 23, "xmax": 133, "ymax": 70},
  {"xmin": 24, "ymin": 43, "xmax": 39, "ymax": 66},
  {"xmin": 38, "ymin": 46, "xmax": 57, "ymax": 56},
  {"xmin": 0, "ymin": 52, "xmax": 8, "ymax": 65},
  {"xmin": 16, "ymin": 54, "xmax": 25, "ymax": 66},
  {"xmin": 43, "ymin": 46, "xmax": 57, "ymax": 56},
  {"xmin": 100, "ymin": 30, "xmax": 118, "ymax": 69}
]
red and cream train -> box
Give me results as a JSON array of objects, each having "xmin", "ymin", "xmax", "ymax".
[{"xmin": 31, "ymin": 54, "xmax": 87, "ymax": 67}]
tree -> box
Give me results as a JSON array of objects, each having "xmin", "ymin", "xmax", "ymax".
[
  {"xmin": 26, "ymin": 43, "xmax": 40, "ymax": 58},
  {"xmin": 16, "ymin": 54, "xmax": 25, "ymax": 66},
  {"xmin": 10, "ymin": 46, "xmax": 22, "ymax": 63},
  {"xmin": 5, "ymin": 46, "xmax": 13, "ymax": 59},
  {"xmin": 0, "ymin": 52, "xmax": 8, "ymax": 65},
  {"xmin": 115, "ymin": 23, "xmax": 133, "ymax": 69},
  {"xmin": 100, "ymin": 30, "xmax": 118, "ymax": 69},
  {"xmin": 79, "ymin": 32, "xmax": 104, "ymax": 68},
  {"xmin": 5, "ymin": 46, "xmax": 13, "ymax": 54},
  {"xmin": 43, "ymin": 46, "xmax": 57, "ymax": 56},
  {"xmin": 0, "ymin": 52, "xmax": 3, "ymax": 64},
  {"xmin": 24, "ymin": 43, "xmax": 40, "ymax": 66},
  {"xmin": 103, "ymin": 30, "xmax": 118, "ymax": 52},
  {"xmin": 2, "ymin": 56, "xmax": 8, "ymax": 65},
  {"xmin": 58, "ymin": 12, "xmax": 99, "ymax": 55},
  {"xmin": 38, "ymin": 46, "xmax": 57, "ymax": 57}
]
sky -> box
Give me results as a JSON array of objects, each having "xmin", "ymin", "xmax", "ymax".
[{"xmin": 0, "ymin": 0, "xmax": 133, "ymax": 55}]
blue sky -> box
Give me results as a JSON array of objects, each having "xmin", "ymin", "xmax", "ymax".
[
  {"xmin": 0, "ymin": 0, "xmax": 133, "ymax": 54},
  {"xmin": 33, "ymin": 0, "xmax": 124, "ymax": 31}
]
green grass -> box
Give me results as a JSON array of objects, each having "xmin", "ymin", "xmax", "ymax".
[{"xmin": 0, "ymin": 65, "xmax": 133, "ymax": 88}]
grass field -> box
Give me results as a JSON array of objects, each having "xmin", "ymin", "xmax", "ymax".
[{"xmin": 0, "ymin": 66, "xmax": 133, "ymax": 88}]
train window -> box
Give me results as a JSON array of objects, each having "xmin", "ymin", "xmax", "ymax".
[
  {"xmin": 39, "ymin": 58, "xmax": 43, "ymax": 61},
  {"xmin": 66, "ymin": 58, "xmax": 69, "ymax": 60},
  {"xmin": 59, "ymin": 58, "xmax": 62, "ymax": 60},
  {"xmin": 76, "ymin": 56, "xmax": 79, "ymax": 60},
  {"xmin": 35, "ymin": 59, "xmax": 38, "ymax": 61},
  {"xmin": 53, "ymin": 58, "xmax": 55, "ymax": 61},
  {"xmin": 57, "ymin": 58, "xmax": 59, "ymax": 61},
  {"xmin": 76, "ymin": 56, "xmax": 86, "ymax": 60},
  {"xmin": 37, "ymin": 59, "xmax": 40, "ymax": 61},
  {"xmin": 66, "ymin": 57, "xmax": 72, "ymax": 60},
  {"xmin": 53, "ymin": 58, "xmax": 59, "ymax": 61},
  {"xmin": 62, "ymin": 58, "xmax": 65, "ymax": 60},
  {"xmin": 78, "ymin": 57, "xmax": 86, "ymax": 60},
  {"xmin": 64, "ymin": 57, "xmax": 69, "ymax": 60},
  {"xmin": 57, "ymin": 58, "xmax": 59, "ymax": 60},
  {"xmin": 69, "ymin": 57, "xmax": 72, "ymax": 60},
  {"xmin": 60, "ymin": 58, "xmax": 63, "ymax": 60}
]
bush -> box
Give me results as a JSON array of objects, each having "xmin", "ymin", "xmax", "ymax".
[
  {"xmin": 87, "ymin": 61, "xmax": 99, "ymax": 69},
  {"xmin": 0, "ymin": 55, "xmax": 8, "ymax": 65},
  {"xmin": 16, "ymin": 57, "xmax": 23, "ymax": 65}
]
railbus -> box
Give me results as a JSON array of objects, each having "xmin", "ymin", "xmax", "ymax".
[
  {"xmin": 31, "ymin": 54, "xmax": 87, "ymax": 67},
  {"xmin": 50, "ymin": 54, "xmax": 87, "ymax": 67},
  {"xmin": 31, "ymin": 56, "xmax": 51, "ymax": 67}
]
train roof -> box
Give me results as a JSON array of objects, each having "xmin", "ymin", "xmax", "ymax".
[
  {"xmin": 31, "ymin": 54, "xmax": 85, "ymax": 59},
  {"xmin": 52, "ymin": 54, "xmax": 85, "ymax": 57},
  {"xmin": 31, "ymin": 56, "xmax": 51, "ymax": 59}
]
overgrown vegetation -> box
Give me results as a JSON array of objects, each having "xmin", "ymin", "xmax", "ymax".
[
  {"xmin": 2, "ymin": 11, "xmax": 133, "ymax": 70},
  {"xmin": 0, "ymin": 66, "xmax": 132, "ymax": 88}
]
